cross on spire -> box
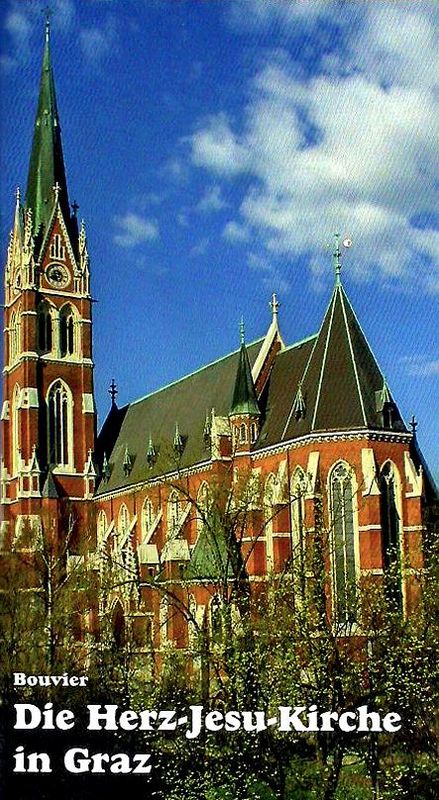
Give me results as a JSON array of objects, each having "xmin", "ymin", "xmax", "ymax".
[
  {"xmin": 270, "ymin": 292, "xmax": 280, "ymax": 318},
  {"xmin": 53, "ymin": 181, "xmax": 61, "ymax": 200},
  {"xmin": 108, "ymin": 378, "xmax": 118, "ymax": 406},
  {"xmin": 410, "ymin": 415, "xmax": 418, "ymax": 436},
  {"xmin": 44, "ymin": 7, "xmax": 52, "ymax": 42},
  {"xmin": 239, "ymin": 317, "xmax": 245, "ymax": 346},
  {"xmin": 333, "ymin": 233, "xmax": 342, "ymax": 285}
]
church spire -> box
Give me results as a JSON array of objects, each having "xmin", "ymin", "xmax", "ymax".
[
  {"xmin": 230, "ymin": 321, "xmax": 260, "ymax": 417},
  {"xmin": 25, "ymin": 18, "xmax": 70, "ymax": 237}
]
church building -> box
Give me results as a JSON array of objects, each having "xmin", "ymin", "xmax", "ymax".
[{"xmin": 1, "ymin": 25, "xmax": 436, "ymax": 655}]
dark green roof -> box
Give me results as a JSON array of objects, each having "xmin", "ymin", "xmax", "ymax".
[
  {"xmin": 97, "ymin": 283, "xmax": 407, "ymax": 495},
  {"xmin": 25, "ymin": 25, "xmax": 71, "ymax": 238},
  {"xmin": 230, "ymin": 343, "xmax": 260, "ymax": 416},
  {"xmin": 184, "ymin": 524, "xmax": 238, "ymax": 580}
]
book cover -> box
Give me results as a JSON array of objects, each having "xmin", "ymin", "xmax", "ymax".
[{"xmin": 1, "ymin": 2, "xmax": 438, "ymax": 799}]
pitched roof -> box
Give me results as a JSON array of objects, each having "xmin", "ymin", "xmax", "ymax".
[
  {"xmin": 230, "ymin": 343, "xmax": 260, "ymax": 416},
  {"xmin": 96, "ymin": 283, "xmax": 407, "ymax": 495},
  {"xmin": 25, "ymin": 24, "xmax": 71, "ymax": 239}
]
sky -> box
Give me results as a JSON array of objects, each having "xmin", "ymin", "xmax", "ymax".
[{"xmin": 0, "ymin": 0, "xmax": 438, "ymax": 480}]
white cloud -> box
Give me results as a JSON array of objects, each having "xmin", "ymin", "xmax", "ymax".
[
  {"xmin": 196, "ymin": 185, "xmax": 229, "ymax": 213},
  {"xmin": 248, "ymin": 252, "xmax": 290, "ymax": 295},
  {"xmin": 188, "ymin": 3, "xmax": 439, "ymax": 293},
  {"xmin": 79, "ymin": 18, "xmax": 116, "ymax": 65},
  {"xmin": 223, "ymin": 220, "xmax": 250, "ymax": 243},
  {"xmin": 401, "ymin": 355, "xmax": 439, "ymax": 378},
  {"xmin": 113, "ymin": 212, "xmax": 159, "ymax": 248},
  {"xmin": 190, "ymin": 237, "xmax": 209, "ymax": 257}
]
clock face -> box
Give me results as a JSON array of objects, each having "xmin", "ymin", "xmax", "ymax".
[{"xmin": 46, "ymin": 263, "xmax": 70, "ymax": 289}]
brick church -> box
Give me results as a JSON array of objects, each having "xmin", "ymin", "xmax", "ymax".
[{"xmin": 1, "ymin": 25, "xmax": 436, "ymax": 653}]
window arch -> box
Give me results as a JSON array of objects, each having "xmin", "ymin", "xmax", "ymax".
[
  {"xmin": 11, "ymin": 384, "xmax": 21, "ymax": 474},
  {"xmin": 50, "ymin": 233, "xmax": 65, "ymax": 261},
  {"xmin": 37, "ymin": 301, "xmax": 53, "ymax": 354},
  {"xmin": 329, "ymin": 462, "xmax": 358, "ymax": 626},
  {"xmin": 239, "ymin": 423, "xmax": 247, "ymax": 444},
  {"xmin": 47, "ymin": 380, "xmax": 73, "ymax": 468},
  {"xmin": 141, "ymin": 498, "xmax": 154, "ymax": 541},
  {"xmin": 196, "ymin": 481, "xmax": 210, "ymax": 534},
  {"xmin": 118, "ymin": 504, "xmax": 130, "ymax": 537},
  {"xmin": 168, "ymin": 490, "xmax": 181, "ymax": 536},
  {"xmin": 291, "ymin": 467, "xmax": 307, "ymax": 602},
  {"xmin": 97, "ymin": 510, "xmax": 108, "ymax": 546},
  {"xmin": 250, "ymin": 422, "xmax": 258, "ymax": 443},
  {"xmin": 264, "ymin": 473, "xmax": 277, "ymax": 572},
  {"xmin": 59, "ymin": 304, "xmax": 77, "ymax": 357},
  {"xmin": 379, "ymin": 462, "xmax": 402, "ymax": 609},
  {"xmin": 9, "ymin": 307, "xmax": 21, "ymax": 363}
]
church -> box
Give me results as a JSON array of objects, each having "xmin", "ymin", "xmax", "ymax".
[{"xmin": 1, "ymin": 23, "xmax": 436, "ymax": 655}]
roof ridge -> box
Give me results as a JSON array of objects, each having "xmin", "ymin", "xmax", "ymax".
[
  {"xmin": 311, "ymin": 289, "xmax": 337, "ymax": 430},
  {"xmin": 281, "ymin": 332, "xmax": 317, "ymax": 353},
  {"xmin": 130, "ymin": 336, "xmax": 264, "ymax": 407},
  {"xmin": 339, "ymin": 286, "xmax": 367, "ymax": 426}
]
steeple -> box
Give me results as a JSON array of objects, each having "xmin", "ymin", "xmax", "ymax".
[
  {"xmin": 25, "ymin": 19, "xmax": 71, "ymax": 238},
  {"xmin": 230, "ymin": 321, "xmax": 260, "ymax": 416}
]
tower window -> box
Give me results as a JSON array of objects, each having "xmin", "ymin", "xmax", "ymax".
[
  {"xmin": 250, "ymin": 422, "xmax": 258, "ymax": 443},
  {"xmin": 380, "ymin": 463, "xmax": 402, "ymax": 609},
  {"xmin": 239, "ymin": 423, "xmax": 247, "ymax": 444},
  {"xmin": 118, "ymin": 504, "xmax": 130, "ymax": 537},
  {"xmin": 141, "ymin": 498, "xmax": 154, "ymax": 540},
  {"xmin": 9, "ymin": 308, "xmax": 21, "ymax": 363},
  {"xmin": 37, "ymin": 302, "xmax": 53, "ymax": 354},
  {"xmin": 329, "ymin": 462, "xmax": 357, "ymax": 626},
  {"xmin": 47, "ymin": 380, "xmax": 72, "ymax": 467},
  {"xmin": 60, "ymin": 305, "xmax": 76, "ymax": 357},
  {"xmin": 50, "ymin": 234, "xmax": 65, "ymax": 261}
]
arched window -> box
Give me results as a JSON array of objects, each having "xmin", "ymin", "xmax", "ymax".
[
  {"xmin": 37, "ymin": 301, "xmax": 53, "ymax": 354},
  {"xmin": 250, "ymin": 422, "xmax": 258, "ymax": 443},
  {"xmin": 291, "ymin": 467, "xmax": 307, "ymax": 602},
  {"xmin": 50, "ymin": 233, "xmax": 65, "ymax": 261},
  {"xmin": 59, "ymin": 304, "xmax": 76, "ymax": 357},
  {"xmin": 380, "ymin": 462, "xmax": 402, "ymax": 609},
  {"xmin": 329, "ymin": 462, "xmax": 357, "ymax": 626},
  {"xmin": 11, "ymin": 384, "xmax": 21, "ymax": 474},
  {"xmin": 239, "ymin": 423, "xmax": 247, "ymax": 444},
  {"xmin": 168, "ymin": 490, "xmax": 181, "ymax": 536},
  {"xmin": 118, "ymin": 504, "xmax": 130, "ymax": 537},
  {"xmin": 97, "ymin": 510, "xmax": 108, "ymax": 546},
  {"xmin": 9, "ymin": 307, "xmax": 21, "ymax": 363},
  {"xmin": 210, "ymin": 595, "xmax": 222, "ymax": 644},
  {"xmin": 47, "ymin": 380, "xmax": 73, "ymax": 467},
  {"xmin": 264, "ymin": 474, "xmax": 277, "ymax": 572},
  {"xmin": 159, "ymin": 595, "xmax": 168, "ymax": 645},
  {"xmin": 141, "ymin": 498, "xmax": 154, "ymax": 540},
  {"xmin": 196, "ymin": 482, "xmax": 210, "ymax": 534}
]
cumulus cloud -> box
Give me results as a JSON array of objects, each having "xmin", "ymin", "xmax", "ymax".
[
  {"xmin": 401, "ymin": 355, "xmax": 439, "ymax": 377},
  {"xmin": 196, "ymin": 185, "xmax": 229, "ymax": 213},
  {"xmin": 188, "ymin": 2, "xmax": 439, "ymax": 292},
  {"xmin": 113, "ymin": 212, "xmax": 159, "ymax": 248},
  {"xmin": 223, "ymin": 220, "xmax": 250, "ymax": 243}
]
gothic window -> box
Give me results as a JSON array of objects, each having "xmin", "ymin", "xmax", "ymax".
[
  {"xmin": 250, "ymin": 422, "xmax": 258, "ymax": 443},
  {"xmin": 118, "ymin": 504, "xmax": 130, "ymax": 537},
  {"xmin": 11, "ymin": 384, "xmax": 20, "ymax": 474},
  {"xmin": 141, "ymin": 498, "xmax": 154, "ymax": 541},
  {"xmin": 50, "ymin": 234, "xmax": 65, "ymax": 260},
  {"xmin": 47, "ymin": 380, "xmax": 73, "ymax": 467},
  {"xmin": 9, "ymin": 307, "xmax": 21, "ymax": 363},
  {"xmin": 379, "ymin": 462, "xmax": 402, "ymax": 609},
  {"xmin": 168, "ymin": 490, "xmax": 181, "ymax": 536},
  {"xmin": 59, "ymin": 304, "xmax": 76, "ymax": 357},
  {"xmin": 37, "ymin": 301, "xmax": 53, "ymax": 354},
  {"xmin": 329, "ymin": 462, "xmax": 357, "ymax": 626},
  {"xmin": 239, "ymin": 423, "xmax": 247, "ymax": 444},
  {"xmin": 196, "ymin": 482, "xmax": 210, "ymax": 535},
  {"xmin": 210, "ymin": 595, "xmax": 222, "ymax": 643},
  {"xmin": 291, "ymin": 467, "xmax": 307, "ymax": 602},
  {"xmin": 264, "ymin": 473, "xmax": 277, "ymax": 572},
  {"xmin": 97, "ymin": 510, "xmax": 108, "ymax": 546}
]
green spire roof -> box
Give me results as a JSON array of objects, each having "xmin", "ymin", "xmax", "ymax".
[
  {"xmin": 230, "ymin": 337, "xmax": 260, "ymax": 417},
  {"xmin": 25, "ymin": 22, "xmax": 70, "ymax": 236}
]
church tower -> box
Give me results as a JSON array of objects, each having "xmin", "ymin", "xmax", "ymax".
[{"xmin": 1, "ymin": 21, "xmax": 96, "ymax": 546}]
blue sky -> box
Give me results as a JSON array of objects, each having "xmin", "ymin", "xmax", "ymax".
[{"xmin": 1, "ymin": 0, "xmax": 438, "ymax": 480}]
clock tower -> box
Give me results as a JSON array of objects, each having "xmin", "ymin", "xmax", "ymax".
[{"xmin": 1, "ymin": 21, "xmax": 96, "ymax": 547}]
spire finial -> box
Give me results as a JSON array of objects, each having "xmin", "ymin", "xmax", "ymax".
[
  {"xmin": 270, "ymin": 292, "xmax": 280, "ymax": 319},
  {"xmin": 44, "ymin": 7, "xmax": 52, "ymax": 43},
  {"xmin": 108, "ymin": 378, "xmax": 118, "ymax": 406},
  {"xmin": 71, "ymin": 200, "xmax": 79, "ymax": 217},
  {"xmin": 333, "ymin": 233, "xmax": 342, "ymax": 285},
  {"xmin": 240, "ymin": 317, "xmax": 245, "ymax": 346},
  {"xmin": 15, "ymin": 186, "xmax": 21, "ymax": 204},
  {"xmin": 410, "ymin": 415, "xmax": 418, "ymax": 436}
]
